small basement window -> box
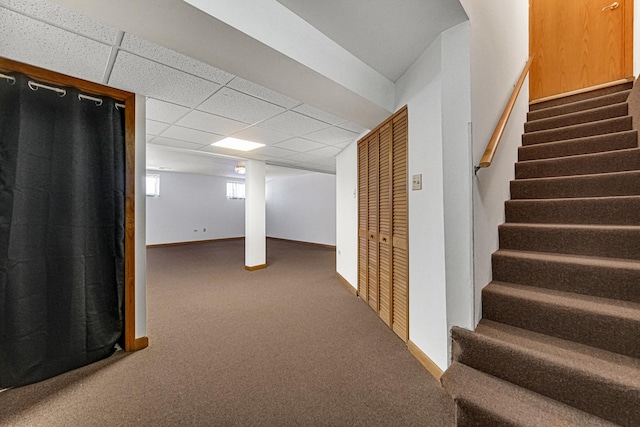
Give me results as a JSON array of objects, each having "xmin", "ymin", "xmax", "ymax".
[
  {"xmin": 146, "ymin": 174, "xmax": 160, "ymax": 197},
  {"xmin": 226, "ymin": 181, "xmax": 245, "ymax": 199}
]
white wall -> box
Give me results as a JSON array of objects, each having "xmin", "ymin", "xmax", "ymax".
[
  {"xmin": 336, "ymin": 142, "xmax": 358, "ymax": 288},
  {"xmin": 135, "ymin": 94, "xmax": 147, "ymax": 338},
  {"xmin": 266, "ymin": 172, "xmax": 337, "ymax": 246},
  {"xmin": 459, "ymin": 0, "xmax": 529, "ymax": 324},
  {"xmin": 145, "ymin": 171, "xmax": 245, "ymax": 245}
]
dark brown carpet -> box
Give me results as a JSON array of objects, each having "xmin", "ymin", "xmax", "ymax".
[
  {"xmin": 442, "ymin": 81, "xmax": 640, "ymax": 426},
  {"xmin": 0, "ymin": 238, "xmax": 453, "ymax": 426}
]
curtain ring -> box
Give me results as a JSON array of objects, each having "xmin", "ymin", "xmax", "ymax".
[
  {"xmin": 28, "ymin": 81, "xmax": 66, "ymax": 97},
  {"xmin": 0, "ymin": 74, "xmax": 16, "ymax": 85}
]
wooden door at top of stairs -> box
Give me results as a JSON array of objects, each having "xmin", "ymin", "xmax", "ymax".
[{"xmin": 529, "ymin": 0, "xmax": 633, "ymax": 101}]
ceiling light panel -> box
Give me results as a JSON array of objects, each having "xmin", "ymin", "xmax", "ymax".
[
  {"xmin": 161, "ymin": 125, "xmax": 225, "ymax": 146},
  {"xmin": 303, "ymin": 126, "xmax": 358, "ymax": 145},
  {"xmin": 293, "ymin": 104, "xmax": 347, "ymax": 125},
  {"xmin": 149, "ymin": 136, "xmax": 209, "ymax": 150},
  {"xmin": 258, "ymin": 111, "xmax": 331, "ymax": 136},
  {"xmin": 231, "ymin": 126, "xmax": 290, "ymax": 146},
  {"xmin": 274, "ymin": 137, "xmax": 325, "ymax": 152},
  {"xmin": 197, "ymin": 87, "xmax": 285, "ymax": 124},
  {"xmin": 212, "ymin": 137, "xmax": 265, "ymax": 151},
  {"xmin": 146, "ymin": 98, "xmax": 191, "ymax": 123},
  {"xmin": 109, "ymin": 51, "xmax": 220, "ymax": 107},
  {"xmin": 176, "ymin": 110, "xmax": 247, "ymax": 136},
  {"xmin": 226, "ymin": 76, "xmax": 300, "ymax": 109},
  {"xmin": 146, "ymin": 119, "xmax": 170, "ymax": 136},
  {"xmin": 0, "ymin": 0, "xmax": 119, "ymax": 44},
  {"xmin": 0, "ymin": 8, "xmax": 111, "ymax": 83},
  {"xmin": 120, "ymin": 33, "xmax": 235, "ymax": 85}
]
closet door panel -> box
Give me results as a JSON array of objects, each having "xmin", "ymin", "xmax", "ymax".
[
  {"xmin": 357, "ymin": 140, "xmax": 368, "ymax": 301},
  {"xmin": 366, "ymin": 135, "xmax": 379, "ymax": 311},
  {"xmin": 392, "ymin": 111, "xmax": 408, "ymax": 342},
  {"xmin": 377, "ymin": 124, "xmax": 393, "ymax": 327}
]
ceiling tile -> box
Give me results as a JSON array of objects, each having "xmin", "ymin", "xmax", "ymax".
[
  {"xmin": 176, "ymin": 110, "xmax": 247, "ymax": 136},
  {"xmin": 338, "ymin": 121, "xmax": 369, "ymax": 135},
  {"xmin": 333, "ymin": 140, "xmax": 352, "ymax": 149},
  {"xmin": 161, "ymin": 125, "xmax": 225, "ymax": 145},
  {"xmin": 197, "ymin": 144, "xmax": 246, "ymax": 158},
  {"xmin": 303, "ymin": 126, "xmax": 358, "ymax": 145},
  {"xmin": 253, "ymin": 145, "xmax": 297, "ymax": 158},
  {"xmin": 146, "ymin": 135, "xmax": 155, "ymax": 143},
  {"xmin": 307, "ymin": 145, "xmax": 342, "ymax": 158},
  {"xmin": 147, "ymin": 119, "xmax": 169, "ymax": 136},
  {"xmin": 282, "ymin": 152, "xmax": 323, "ymax": 163},
  {"xmin": 293, "ymin": 103, "xmax": 347, "ymax": 125},
  {"xmin": 226, "ymin": 76, "xmax": 300, "ymax": 108},
  {"xmin": 149, "ymin": 136, "xmax": 207, "ymax": 150},
  {"xmin": 197, "ymin": 87, "xmax": 285, "ymax": 124},
  {"xmin": 0, "ymin": 8, "xmax": 110, "ymax": 83},
  {"xmin": 109, "ymin": 51, "xmax": 220, "ymax": 107},
  {"xmin": 258, "ymin": 111, "xmax": 331, "ymax": 136},
  {"xmin": 146, "ymin": 98, "xmax": 190, "ymax": 123},
  {"xmin": 231, "ymin": 126, "xmax": 289, "ymax": 145},
  {"xmin": 0, "ymin": 0, "xmax": 118, "ymax": 44},
  {"xmin": 120, "ymin": 33, "xmax": 235, "ymax": 84},
  {"xmin": 274, "ymin": 137, "xmax": 326, "ymax": 152}
]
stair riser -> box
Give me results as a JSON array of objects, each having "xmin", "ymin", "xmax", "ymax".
[
  {"xmin": 505, "ymin": 197, "xmax": 640, "ymax": 225},
  {"xmin": 493, "ymin": 251, "xmax": 640, "ymax": 304},
  {"xmin": 451, "ymin": 329, "xmax": 640, "ymax": 426},
  {"xmin": 498, "ymin": 227, "xmax": 640, "ymax": 261},
  {"xmin": 482, "ymin": 290, "xmax": 640, "ymax": 359},
  {"xmin": 510, "ymin": 172, "xmax": 640, "ymax": 199},
  {"xmin": 530, "ymin": 82, "xmax": 634, "ymax": 111},
  {"xmin": 515, "ymin": 150, "xmax": 640, "ymax": 179},
  {"xmin": 527, "ymin": 91, "xmax": 631, "ymax": 121},
  {"xmin": 525, "ymin": 103, "xmax": 628, "ymax": 133},
  {"xmin": 518, "ymin": 131, "xmax": 638, "ymax": 162},
  {"xmin": 522, "ymin": 117, "xmax": 632, "ymax": 146}
]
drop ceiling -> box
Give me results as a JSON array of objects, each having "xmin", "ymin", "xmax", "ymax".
[{"xmin": 0, "ymin": 0, "xmax": 368, "ymax": 177}]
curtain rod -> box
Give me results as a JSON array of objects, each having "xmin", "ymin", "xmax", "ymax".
[{"xmin": 0, "ymin": 72, "xmax": 125, "ymax": 109}]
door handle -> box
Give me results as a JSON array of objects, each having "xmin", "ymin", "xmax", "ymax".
[{"xmin": 602, "ymin": 2, "xmax": 619, "ymax": 11}]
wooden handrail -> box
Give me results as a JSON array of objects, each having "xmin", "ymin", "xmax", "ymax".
[{"xmin": 475, "ymin": 56, "xmax": 534, "ymax": 173}]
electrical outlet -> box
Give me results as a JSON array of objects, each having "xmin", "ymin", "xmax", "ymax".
[
  {"xmin": 203, "ymin": 228, "xmax": 206, "ymax": 232},
  {"xmin": 412, "ymin": 174, "xmax": 422, "ymax": 190},
  {"xmin": 193, "ymin": 229, "xmax": 198, "ymax": 232}
]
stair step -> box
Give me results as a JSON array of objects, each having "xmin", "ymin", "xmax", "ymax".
[
  {"xmin": 510, "ymin": 170, "xmax": 640, "ymax": 199},
  {"xmin": 498, "ymin": 223, "xmax": 640, "ymax": 260},
  {"xmin": 522, "ymin": 116, "xmax": 632, "ymax": 146},
  {"xmin": 525, "ymin": 103, "xmax": 628, "ymax": 133},
  {"xmin": 441, "ymin": 362, "xmax": 617, "ymax": 427},
  {"xmin": 482, "ymin": 281, "xmax": 640, "ymax": 359},
  {"xmin": 527, "ymin": 90, "xmax": 632, "ymax": 121},
  {"xmin": 530, "ymin": 81, "xmax": 634, "ymax": 111},
  {"xmin": 492, "ymin": 249, "xmax": 640, "ymax": 303},
  {"xmin": 505, "ymin": 195, "xmax": 640, "ymax": 225},
  {"xmin": 451, "ymin": 321, "xmax": 640, "ymax": 426},
  {"xmin": 515, "ymin": 147, "xmax": 640, "ymax": 179},
  {"xmin": 518, "ymin": 130, "xmax": 638, "ymax": 161}
]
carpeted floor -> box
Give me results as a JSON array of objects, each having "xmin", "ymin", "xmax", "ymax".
[{"xmin": 0, "ymin": 238, "xmax": 454, "ymax": 426}]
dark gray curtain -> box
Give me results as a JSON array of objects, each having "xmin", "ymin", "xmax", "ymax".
[{"xmin": 0, "ymin": 73, "xmax": 125, "ymax": 388}]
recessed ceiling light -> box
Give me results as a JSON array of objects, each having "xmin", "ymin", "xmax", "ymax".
[{"xmin": 212, "ymin": 137, "xmax": 265, "ymax": 151}]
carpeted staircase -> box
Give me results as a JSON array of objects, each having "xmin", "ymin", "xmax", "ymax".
[{"xmin": 441, "ymin": 81, "xmax": 640, "ymax": 426}]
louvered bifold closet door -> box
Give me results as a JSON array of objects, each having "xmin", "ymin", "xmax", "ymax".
[
  {"xmin": 367, "ymin": 135, "xmax": 379, "ymax": 311},
  {"xmin": 391, "ymin": 110, "xmax": 409, "ymax": 342},
  {"xmin": 358, "ymin": 139, "xmax": 369, "ymax": 301},
  {"xmin": 377, "ymin": 123, "xmax": 393, "ymax": 327}
]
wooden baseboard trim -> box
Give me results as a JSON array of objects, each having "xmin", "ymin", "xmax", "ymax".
[
  {"xmin": 131, "ymin": 336, "xmax": 149, "ymax": 352},
  {"xmin": 147, "ymin": 237, "xmax": 244, "ymax": 248},
  {"xmin": 245, "ymin": 264, "xmax": 267, "ymax": 271},
  {"xmin": 267, "ymin": 236, "xmax": 336, "ymax": 250},
  {"xmin": 336, "ymin": 272, "xmax": 358, "ymax": 296},
  {"xmin": 407, "ymin": 340, "xmax": 443, "ymax": 381},
  {"xmin": 530, "ymin": 77, "xmax": 635, "ymax": 105}
]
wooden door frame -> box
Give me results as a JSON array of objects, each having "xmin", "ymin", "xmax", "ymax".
[
  {"xmin": 0, "ymin": 57, "xmax": 146, "ymax": 352},
  {"xmin": 529, "ymin": 0, "xmax": 634, "ymax": 101}
]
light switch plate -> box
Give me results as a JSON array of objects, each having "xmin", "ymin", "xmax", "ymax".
[{"xmin": 412, "ymin": 174, "xmax": 422, "ymax": 190}]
